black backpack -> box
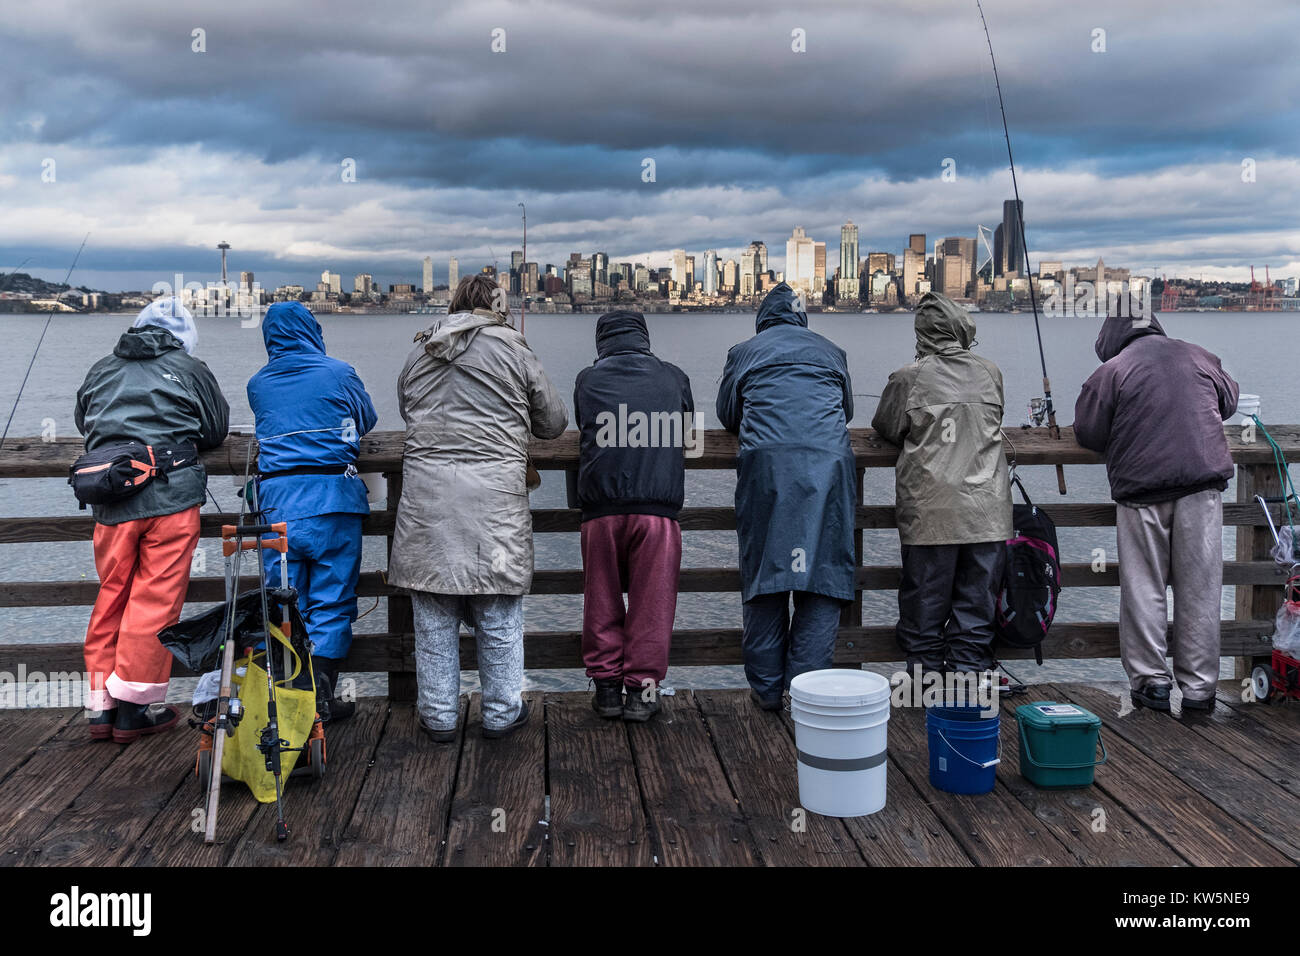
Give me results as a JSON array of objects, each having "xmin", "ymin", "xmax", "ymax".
[{"xmin": 995, "ymin": 476, "xmax": 1060, "ymax": 664}]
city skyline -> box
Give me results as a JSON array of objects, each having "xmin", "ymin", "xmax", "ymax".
[{"xmin": 1, "ymin": 1, "xmax": 1296, "ymax": 292}]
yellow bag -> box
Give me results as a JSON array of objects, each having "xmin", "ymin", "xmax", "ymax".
[{"xmin": 222, "ymin": 622, "xmax": 318, "ymax": 804}]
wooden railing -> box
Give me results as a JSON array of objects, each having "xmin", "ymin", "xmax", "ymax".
[{"xmin": 1, "ymin": 425, "xmax": 1296, "ymax": 698}]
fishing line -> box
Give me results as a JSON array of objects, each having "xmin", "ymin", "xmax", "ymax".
[
  {"xmin": 974, "ymin": 2, "xmax": 1067, "ymax": 494},
  {"xmin": 0, "ymin": 235, "xmax": 89, "ymax": 450}
]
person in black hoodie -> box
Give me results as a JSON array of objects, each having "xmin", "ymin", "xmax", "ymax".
[{"xmin": 568, "ymin": 311, "xmax": 695, "ymax": 721}]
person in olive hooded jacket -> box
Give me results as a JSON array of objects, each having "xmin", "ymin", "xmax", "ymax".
[
  {"xmin": 872, "ymin": 291, "xmax": 1011, "ymax": 678},
  {"xmin": 75, "ymin": 298, "xmax": 229, "ymax": 742}
]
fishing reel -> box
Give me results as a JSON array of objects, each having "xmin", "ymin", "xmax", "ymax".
[
  {"xmin": 1025, "ymin": 397, "xmax": 1048, "ymax": 428},
  {"xmin": 257, "ymin": 724, "xmax": 291, "ymax": 774}
]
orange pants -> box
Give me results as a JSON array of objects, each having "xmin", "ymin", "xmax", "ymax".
[{"xmin": 84, "ymin": 506, "xmax": 199, "ymax": 710}]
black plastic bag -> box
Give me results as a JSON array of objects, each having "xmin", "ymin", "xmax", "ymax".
[{"xmin": 158, "ymin": 590, "xmax": 307, "ymax": 673}]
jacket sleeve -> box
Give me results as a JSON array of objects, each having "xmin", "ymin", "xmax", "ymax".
[
  {"xmin": 1072, "ymin": 369, "xmax": 1113, "ymax": 453},
  {"xmin": 715, "ymin": 349, "xmax": 742, "ymax": 434},
  {"xmin": 74, "ymin": 372, "xmax": 90, "ymax": 437},
  {"xmin": 566, "ymin": 374, "xmax": 585, "ymax": 509},
  {"xmin": 871, "ymin": 369, "xmax": 911, "ymax": 447},
  {"xmin": 526, "ymin": 351, "xmax": 568, "ymax": 439},
  {"xmin": 1209, "ymin": 355, "xmax": 1241, "ymax": 422},
  {"xmin": 192, "ymin": 360, "xmax": 230, "ymax": 451},
  {"xmin": 345, "ymin": 368, "xmax": 379, "ymax": 436}
]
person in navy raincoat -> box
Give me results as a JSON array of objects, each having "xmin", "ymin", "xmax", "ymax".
[
  {"xmin": 716, "ymin": 283, "xmax": 856, "ymax": 709},
  {"xmin": 247, "ymin": 301, "xmax": 378, "ymax": 722}
]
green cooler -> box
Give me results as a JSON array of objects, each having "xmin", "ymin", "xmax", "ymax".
[{"xmin": 1015, "ymin": 702, "xmax": 1108, "ymax": 789}]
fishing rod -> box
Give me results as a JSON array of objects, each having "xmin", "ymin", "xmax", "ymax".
[
  {"xmin": 975, "ymin": 1, "xmax": 1067, "ymax": 495},
  {"xmin": 518, "ymin": 202, "xmax": 527, "ymax": 334},
  {"xmin": 0, "ymin": 235, "xmax": 89, "ymax": 450}
]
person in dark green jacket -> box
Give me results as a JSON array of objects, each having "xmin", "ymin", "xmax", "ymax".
[{"xmin": 75, "ymin": 298, "xmax": 229, "ymax": 742}]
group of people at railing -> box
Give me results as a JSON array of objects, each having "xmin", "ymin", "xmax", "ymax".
[{"xmin": 71, "ymin": 273, "xmax": 1240, "ymax": 744}]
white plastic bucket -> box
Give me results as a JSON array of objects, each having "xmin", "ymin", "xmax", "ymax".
[
  {"xmin": 1232, "ymin": 393, "xmax": 1260, "ymax": 425},
  {"xmin": 789, "ymin": 669, "xmax": 891, "ymax": 817}
]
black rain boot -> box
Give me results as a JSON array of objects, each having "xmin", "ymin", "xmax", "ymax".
[
  {"xmin": 88, "ymin": 706, "xmax": 117, "ymax": 741},
  {"xmin": 113, "ymin": 701, "xmax": 180, "ymax": 743},
  {"xmin": 312, "ymin": 656, "xmax": 356, "ymax": 724},
  {"xmin": 591, "ymin": 678, "xmax": 624, "ymax": 719}
]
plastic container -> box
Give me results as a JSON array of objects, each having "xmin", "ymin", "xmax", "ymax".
[
  {"xmin": 1232, "ymin": 393, "xmax": 1261, "ymax": 425},
  {"xmin": 789, "ymin": 670, "xmax": 891, "ymax": 817},
  {"xmin": 1015, "ymin": 701, "xmax": 1107, "ymax": 789},
  {"xmin": 926, "ymin": 708, "xmax": 1000, "ymax": 794}
]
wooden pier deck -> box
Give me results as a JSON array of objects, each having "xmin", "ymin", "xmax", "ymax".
[{"xmin": 2, "ymin": 680, "xmax": 1296, "ymax": 867}]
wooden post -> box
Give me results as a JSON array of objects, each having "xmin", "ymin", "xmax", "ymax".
[
  {"xmin": 1234, "ymin": 462, "xmax": 1283, "ymax": 679},
  {"xmin": 384, "ymin": 471, "xmax": 417, "ymax": 701},
  {"xmin": 836, "ymin": 468, "xmax": 866, "ymax": 667}
]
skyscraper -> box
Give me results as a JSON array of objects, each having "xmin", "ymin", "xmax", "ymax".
[
  {"xmin": 354, "ymin": 273, "xmax": 373, "ymax": 295},
  {"xmin": 593, "ymin": 252, "xmax": 609, "ymax": 287},
  {"xmin": 754, "ymin": 241, "xmax": 768, "ymax": 275},
  {"xmin": 722, "ymin": 258, "xmax": 738, "ymax": 293},
  {"xmin": 909, "ymin": 234, "xmax": 926, "ymax": 256},
  {"xmin": 448, "ymin": 256, "xmax": 459, "ymax": 291},
  {"xmin": 684, "ymin": 255, "xmax": 695, "ymax": 293},
  {"xmin": 838, "ymin": 222, "xmax": 859, "ymax": 301},
  {"xmin": 422, "ymin": 256, "xmax": 433, "ymax": 292},
  {"xmin": 671, "ymin": 249, "xmax": 688, "ymax": 289},
  {"xmin": 740, "ymin": 246, "xmax": 759, "ymax": 298},
  {"xmin": 813, "ymin": 242, "xmax": 826, "ymax": 295},
  {"xmin": 935, "ymin": 237, "xmax": 977, "ymax": 298},
  {"xmin": 785, "ymin": 227, "xmax": 817, "ymax": 294},
  {"xmin": 704, "ymin": 249, "xmax": 718, "ymax": 295},
  {"xmin": 1000, "ymin": 199, "xmax": 1026, "ymax": 276}
]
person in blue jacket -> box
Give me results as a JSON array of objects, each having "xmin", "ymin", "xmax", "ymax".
[
  {"xmin": 247, "ymin": 301, "xmax": 378, "ymax": 722},
  {"xmin": 716, "ymin": 283, "xmax": 856, "ymax": 710}
]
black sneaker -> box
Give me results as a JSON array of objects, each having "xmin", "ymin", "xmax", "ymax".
[
  {"xmin": 1131, "ymin": 682, "xmax": 1172, "ymax": 712},
  {"xmin": 88, "ymin": 707, "xmax": 117, "ymax": 741},
  {"xmin": 750, "ymin": 689, "xmax": 782, "ymax": 712},
  {"xmin": 419, "ymin": 717, "xmax": 458, "ymax": 743},
  {"xmin": 1181, "ymin": 694, "xmax": 1217, "ymax": 713},
  {"xmin": 622, "ymin": 689, "xmax": 660, "ymax": 723},
  {"xmin": 113, "ymin": 702, "xmax": 181, "ymax": 743},
  {"xmin": 482, "ymin": 697, "xmax": 531, "ymax": 739},
  {"xmin": 591, "ymin": 678, "xmax": 624, "ymax": 719}
]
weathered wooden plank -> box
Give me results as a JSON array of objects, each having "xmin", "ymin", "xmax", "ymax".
[
  {"xmin": 1060, "ymin": 683, "xmax": 1300, "ymax": 864},
  {"xmin": 0, "ymin": 717, "xmax": 123, "ymax": 865},
  {"xmin": 546, "ymin": 693, "xmax": 652, "ymax": 867},
  {"xmin": 443, "ymin": 692, "xmax": 547, "ymax": 867},
  {"xmin": 695, "ymin": 690, "xmax": 865, "ymax": 866},
  {"xmin": 626, "ymin": 691, "xmax": 759, "ymax": 865},
  {"xmin": 224, "ymin": 700, "xmax": 388, "ymax": 866},
  {"xmin": 126, "ymin": 754, "xmax": 261, "ymax": 867},
  {"xmin": 0, "ymin": 501, "xmax": 1288, "ymax": 544},
  {"xmin": 1176, "ymin": 689, "xmax": 1300, "ymax": 800},
  {"xmin": 883, "ymin": 704, "xmax": 1078, "ymax": 866},
  {"xmin": 18, "ymin": 720, "xmax": 195, "ymax": 866},
  {"xmin": 0, "ymin": 709, "xmax": 75, "ymax": 788},
  {"xmin": 4, "ymin": 424, "xmax": 1298, "ymax": 477},
  {"xmin": 4, "ymin": 561, "xmax": 1288, "ymax": 608},
  {"xmin": 995, "ymin": 692, "xmax": 1184, "ymax": 866},
  {"xmin": 1038, "ymin": 684, "xmax": 1292, "ymax": 866},
  {"xmin": 334, "ymin": 700, "xmax": 467, "ymax": 866}
]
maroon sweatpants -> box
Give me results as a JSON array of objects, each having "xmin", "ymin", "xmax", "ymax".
[{"xmin": 580, "ymin": 514, "xmax": 681, "ymax": 690}]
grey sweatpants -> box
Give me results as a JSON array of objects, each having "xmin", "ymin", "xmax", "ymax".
[
  {"xmin": 410, "ymin": 592, "xmax": 525, "ymax": 732},
  {"xmin": 1116, "ymin": 489, "xmax": 1223, "ymax": 699}
]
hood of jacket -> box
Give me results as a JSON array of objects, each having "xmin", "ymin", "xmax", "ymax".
[
  {"xmin": 262, "ymin": 301, "xmax": 326, "ymax": 360},
  {"xmin": 423, "ymin": 308, "xmax": 509, "ymax": 362},
  {"xmin": 114, "ymin": 325, "xmax": 187, "ymax": 360},
  {"xmin": 755, "ymin": 283, "xmax": 808, "ymax": 333},
  {"xmin": 914, "ymin": 292, "xmax": 975, "ymax": 357},
  {"xmin": 1094, "ymin": 311, "xmax": 1166, "ymax": 362},
  {"xmin": 595, "ymin": 310, "xmax": 651, "ymax": 358},
  {"xmin": 131, "ymin": 297, "xmax": 197, "ymax": 354}
]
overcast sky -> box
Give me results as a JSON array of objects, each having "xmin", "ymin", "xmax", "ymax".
[{"xmin": 1, "ymin": 0, "xmax": 1297, "ymax": 291}]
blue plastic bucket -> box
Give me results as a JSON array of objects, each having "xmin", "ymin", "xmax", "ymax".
[{"xmin": 927, "ymin": 708, "xmax": 1000, "ymax": 794}]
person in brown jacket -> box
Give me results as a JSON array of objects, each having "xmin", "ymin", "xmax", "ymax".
[{"xmin": 1074, "ymin": 308, "xmax": 1239, "ymax": 713}]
